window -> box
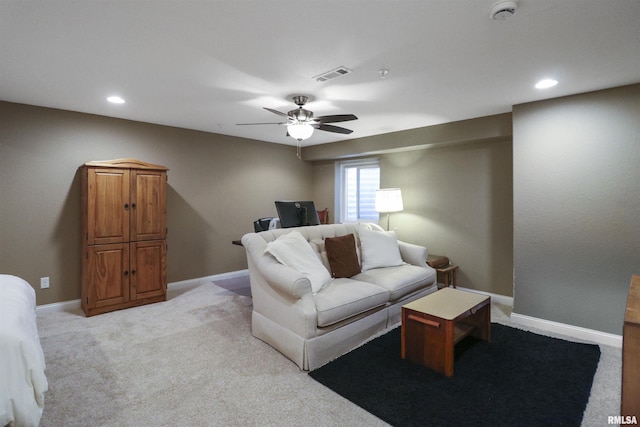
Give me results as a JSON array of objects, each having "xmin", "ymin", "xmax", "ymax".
[{"xmin": 335, "ymin": 159, "xmax": 380, "ymax": 223}]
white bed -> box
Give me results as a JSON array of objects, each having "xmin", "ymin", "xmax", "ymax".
[{"xmin": 0, "ymin": 275, "xmax": 48, "ymax": 427}]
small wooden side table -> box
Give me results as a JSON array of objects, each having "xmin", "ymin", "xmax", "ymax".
[
  {"xmin": 427, "ymin": 255, "xmax": 459, "ymax": 288},
  {"xmin": 436, "ymin": 264, "xmax": 459, "ymax": 288}
]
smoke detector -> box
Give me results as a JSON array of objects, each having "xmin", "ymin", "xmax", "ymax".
[{"xmin": 489, "ymin": 1, "xmax": 518, "ymax": 20}]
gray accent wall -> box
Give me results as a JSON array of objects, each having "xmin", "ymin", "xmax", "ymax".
[{"xmin": 513, "ymin": 84, "xmax": 640, "ymax": 334}]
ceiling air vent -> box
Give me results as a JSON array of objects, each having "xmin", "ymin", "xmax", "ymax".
[{"xmin": 313, "ymin": 66, "xmax": 352, "ymax": 82}]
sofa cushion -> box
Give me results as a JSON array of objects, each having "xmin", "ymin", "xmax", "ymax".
[
  {"xmin": 264, "ymin": 231, "xmax": 331, "ymax": 293},
  {"xmin": 314, "ymin": 279, "xmax": 389, "ymax": 327},
  {"xmin": 325, "ymin": 234, "xmax": 361, "ymax": 278},
  {"xmin": 358, "ymin": 227, "xmax": 404, "ymax": 271},
  {"xmin": 353, "ymin": 264, "xmax": 436, "ymax": 301}
]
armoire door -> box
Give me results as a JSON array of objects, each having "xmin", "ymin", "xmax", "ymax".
[
  {"xmin": 86, "ymin": 168, "xmax": 130, "ymax": 245},
  {"xmin": 130, "ymin": 240, "xmax": 166, "ymax": 301},
  {"xmin": 130, "ymin": 169, "xmax": 167, "ymax": 242},
  {"xmin": 87, "ymin": 243, "xmax": 130, "ymax": 309}
]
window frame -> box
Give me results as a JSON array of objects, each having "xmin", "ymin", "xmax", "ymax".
[{"xmin": 334, "ymin": 158, "xmax": 380, "ymax": 224}]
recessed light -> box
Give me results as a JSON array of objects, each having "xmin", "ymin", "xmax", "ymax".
[
  {"xmin": 107, "ymin": 96, "xmax": 125, "ymax": 104},
  {"xmin": 535, "ymin": 79, "xmax": 558, "ymax": 89}
]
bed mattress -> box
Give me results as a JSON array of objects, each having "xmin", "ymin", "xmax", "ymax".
[{"xmin": 0, "ymin": 275, "xmax": 48, "ymax": 427}]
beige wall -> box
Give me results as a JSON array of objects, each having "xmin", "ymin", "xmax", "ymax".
[
  {"xmin": 0, "ymin": 101, "xmax": 313, "ymax": 305},
  {"xmin": 6, "ymin": 81, "xmax": 635, "ymax": 330},
  {"xmin": 309, "ymin": 117, "xmax": 514, "ymax": 297},
  {"xmin": 0, "ymin": 101, "xmax": 514, "ymax": 306},
  {"xmin": 381, "ymin": 139, "xmax": 513, "ymax": 296},
  {"xmin": 303, "ymin": 113, "xmax": 512, "ymax": 161},
  {"xmin": 311, "ymin": 160, "xmax": 335, "ymax": 223}
]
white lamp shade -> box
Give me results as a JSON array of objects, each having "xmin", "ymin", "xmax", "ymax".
[
  {"xmin": 287, "ymin": 123, "xmax": 314, "ymax": 141},
  {"xmin": 375, "ymin": 188, "xmax": 403, "ymax": 213}
]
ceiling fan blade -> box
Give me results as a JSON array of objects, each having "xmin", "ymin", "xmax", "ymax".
[
  {"xmin": 264, "ymin": 107, "xmax": 290, "ymax": 118},
  {"xmin": 236, "ymin": 122, "xmax": 287, "ymax": 126},
  {"xmin": 314, "ymin": 123, "xmax": 353, "ymax": 134},
  {"xmin": 314, "ymin": 114, "xmax": 358, "ymax": 124}
]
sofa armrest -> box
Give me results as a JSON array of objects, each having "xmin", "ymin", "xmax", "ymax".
[
  {"xmin": 398, "ymin": 241, "xmax": 429, "ymax": 268},
  {"xmin": 256, "ymin": 257, "xmax": 313, "ymax": 299},
  {"xmin": 242, "ymin": 232, "xmax": 314, "ymax": 299}
]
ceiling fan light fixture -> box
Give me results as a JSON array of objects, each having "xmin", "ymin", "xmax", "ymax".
[
  {"xmin": 292, "ymin": 108, "xmax": 313, "ymax": 121},
  {"xmin": 236, "ymin": 95, "xmax": 357, "ymax": 146},
  {"xmin": 287, "ymin": 123, "xmax": 314, "ymax": 141}
]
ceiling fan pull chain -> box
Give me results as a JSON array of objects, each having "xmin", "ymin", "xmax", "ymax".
[{"xmin": 297, "ymin": 141, "xmax": 302, "ymax": 160}]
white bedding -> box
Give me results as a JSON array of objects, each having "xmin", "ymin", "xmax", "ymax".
[{"xmin": 0, "ymin": 275, "xmax": 48, "ymax": 427}]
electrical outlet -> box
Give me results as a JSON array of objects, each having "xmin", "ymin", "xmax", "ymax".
[{"xmin": 40, "ymin": 277, "xmax": 50, "ymax": 289}]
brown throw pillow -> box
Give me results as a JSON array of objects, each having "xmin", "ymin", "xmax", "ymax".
[{"xmin": 325, "ymin": 234, "xmax": 361, "ymax": 278}]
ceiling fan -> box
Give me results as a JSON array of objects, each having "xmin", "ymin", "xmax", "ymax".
[{"xmin": 237, "ymin": 95, "xmax": 358, "ymax": 142}]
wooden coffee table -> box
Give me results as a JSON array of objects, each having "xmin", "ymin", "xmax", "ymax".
[{"xmin": 401, "ymin": 288, "xmax": 491, "ymax": 377}]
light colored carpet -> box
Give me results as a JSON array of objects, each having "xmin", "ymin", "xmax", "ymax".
[{"xmin": 36, "ymin": 279, "xmax": 621, "ymax": 427}]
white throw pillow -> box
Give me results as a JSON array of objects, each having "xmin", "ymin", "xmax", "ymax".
[
  {"xmin": 309, "ymin": 238, "xmax": 331, "ymax": 272},
  {"xmin": 358, "ymin": 226, "xmax": 404, "ymax": 271},
  {"xmin": 265, "ymin": 231, "xmax": 332, "ymax": 293}
]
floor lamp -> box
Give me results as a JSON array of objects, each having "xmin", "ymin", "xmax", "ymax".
[{"xmin": 375, "ymin": 188, "xmax": 404, "ymax": 231}]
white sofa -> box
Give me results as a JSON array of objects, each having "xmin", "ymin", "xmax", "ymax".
[{"xmin": 241, "ymin": 223, "xmax": 437, "ymax": 370}]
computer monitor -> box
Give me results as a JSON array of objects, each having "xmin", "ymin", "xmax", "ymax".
[{"xmin": 275, "ymin": 201, "xmax": 321, "ymax": 228}]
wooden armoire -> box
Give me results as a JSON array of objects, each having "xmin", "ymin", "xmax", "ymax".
[{"xmin": 80, "ymin": 159, "xmax": 168, "ymax": 316}]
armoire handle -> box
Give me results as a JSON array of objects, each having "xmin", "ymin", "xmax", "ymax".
[
  {"xmin": 124, "ymin": 203, "xmax": 129, "ymax": 209},
  {"xmin": 131, "ymin": 202, "xmax": 137, "ymax": 209}
]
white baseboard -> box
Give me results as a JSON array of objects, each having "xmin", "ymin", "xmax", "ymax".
[
  {"xmin": 454, "ymin": 287, "xmax": 622, "ymax": 348},
  {"xmin": 36, "ymin": 299, "xmax": 81, "ymax": 316},
  {"xmin": 510, "ymin": 312, "xmax": 622, "ymax": 348},
  {"xmin": 35, "ymin": 270, "xmax": 250, "ymax": 316}
]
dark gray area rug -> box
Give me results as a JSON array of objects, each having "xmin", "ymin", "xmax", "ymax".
[{"xmin": 309, "ymin": 323, "xmax": 601, "ymax": 427}]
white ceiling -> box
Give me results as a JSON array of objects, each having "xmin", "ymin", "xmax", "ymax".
[{"xmin": 1, "ymin": 0, "xmax": 639, "ymax": 147}]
